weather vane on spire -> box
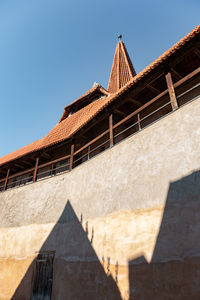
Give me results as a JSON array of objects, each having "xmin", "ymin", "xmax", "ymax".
[{"xmin": 118, "ymin": 34, "xmax": 122, "ymax": 41}]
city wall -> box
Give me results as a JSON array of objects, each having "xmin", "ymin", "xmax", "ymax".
[{"xmin": 0, "ymin": 97, "xmax": 200, "ymax": 299}]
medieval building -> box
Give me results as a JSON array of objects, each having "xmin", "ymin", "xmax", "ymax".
[{"xmin": 0, "ymin": 24, "xmax": 200, "ymax": 299}]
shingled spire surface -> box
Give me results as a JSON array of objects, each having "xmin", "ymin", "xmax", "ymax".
[{"xmin": 107, "ymin": 41, "xmax": 136, "ymax": 93}]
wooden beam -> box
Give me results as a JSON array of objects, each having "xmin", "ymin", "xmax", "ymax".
[
  {"xmin": 115, "ymin": 109, "xmax": 126, "ymax": 117},
  {"xmin": 194, "ymin": 49, "xmax": 200, "ymax": 59},
  {"xmin": 33, "ymin": 157, "xmax": 39, "ymax": 183},
  {"xmin": 27, "ymin": 155, "xmax": 37, "ymax": 162},
  {"xmin": 113, "ymin": 89, "xmax": 169, "ymax": 130},
  {"xmin": 81, "ymin": 134, "xmax": 90, "ymax": 142},
  {"xmin": 107, "ymin": 71, "xmax": 165, "ymax": 120},
  {"xmin": 165, "ymin": 72, "xmax": 178, "ymax": 111},
  {"xmin": 6, "ymin": 153, "xmax": 71, "ymax": 182},
  {"xmin": 74, "ymin": 129, "xmax": 109, "ymax": 156},
  {"xmin": 147, "ymin": 84, "xmax": 161, "ymax": 94},
  {"xmin": 37, "ymin": 154, "xmax": 70, "ymax": 170},
  {"xmin": 41, "ymin": 152, "xmax": 51, "ymax": 159},
  {"xmin": 78, "ymin": 113, "xmax": 107, "ymax": 138},
  {"xmin": 4, "ymin": 169, "xmax": 10, "ymax": 190},
  {"xmin": 8, "ymin": 167, "xmax": 35, "ymax": 180},
  {"xmin": 109, "ymin": 114, "xmax": 114, "ymax": 147},
  {"xmin": 22, "ymin": 160, "xmax": 34, "ymax": 167},
  {"xmin": 169, "ymin": 42, "xmax": 200, "ymax": 67},
  {"xmin": 171, "ymin": 68, "xmax": 182, "ymax": 80},
  {"xmin": 174, "ymin": 67, "xmax": 200, "ymax": 89},
  {"xmin": 70, "ymin": 144, "xmax": 74, "ymax": 170},
  {"xmin": 14, "ymin": 163, "xmax": 25, "ymax": 170},
  {"xmin": 128, "ymin": 98, "xmax": 142, "ymax": 107}
]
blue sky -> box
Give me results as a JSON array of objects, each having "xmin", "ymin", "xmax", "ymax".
[{"xmin": 0, "ymin": 0, "xmax": 199, "ymax": 157}]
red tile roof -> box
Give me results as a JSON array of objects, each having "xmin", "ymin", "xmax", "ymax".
[
  {"xmin": 0, "ymin": 96, "xmax": 112, "ymax": 166},
  {"xmin": 107, "ymin": 41, "xmax": 136, "ymax": 93},
  {"xmin": 0, "ymin": 24, "xmax": 199, "ymax": 167},
  {"xmin": 64, "ymin": 82, "xmax": 109, "ymax": 111},
  {"xmin": 59, "ymin": 83, "xmax": 109, "ymax": 123}
]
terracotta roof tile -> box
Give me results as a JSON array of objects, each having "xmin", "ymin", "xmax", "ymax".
[
  {"xmin": 0, "ymin": 24, "xmax": 199, "ymax": 167},
  {"xmin": 107, "ymin": 41, "xmax": 136, "ymax": 93},
  {"xmin": 44, "ymin": 96, "xmax": 110, "ymax": 145},
  {"xmin": 64, "ymin": 83, "xmax": 109, "ymax": 111},
  {"xmin": 0, "ymin": 139, "xmax": 44, "ymax": 167},
  {"xmin": 0, "ymin": 96, "xmax": 111, "ymax": 166}
]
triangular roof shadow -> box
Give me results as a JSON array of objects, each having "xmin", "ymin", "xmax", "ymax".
[{"xmin": 12, "ymin": 200, "xmax": 122, "ymax": 299}]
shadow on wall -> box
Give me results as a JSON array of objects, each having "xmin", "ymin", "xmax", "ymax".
[
  {"xmin": 12, "ymin": 201, "xmax": 122, "ymax": 300},
  {"xmin": 12, "ymin": 170, "xmax": 200, "ymax": 300},
  {"xmin": 129, "ymin": 170, "xmax": 200, "ymax": 300}
]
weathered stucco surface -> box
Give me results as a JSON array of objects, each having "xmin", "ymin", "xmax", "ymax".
[{"xmin": 0, "ymin": 98, "xmax": 200, "ymax": 299}]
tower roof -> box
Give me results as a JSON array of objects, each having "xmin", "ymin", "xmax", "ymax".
[{"xmin": 107, "ymin": 40, "xmax": 136, "ymax": 93}]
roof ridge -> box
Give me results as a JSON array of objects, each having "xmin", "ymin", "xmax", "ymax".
[{"xmin": 64, "ymin": 83, "xmax": 109, "ymax": 111}]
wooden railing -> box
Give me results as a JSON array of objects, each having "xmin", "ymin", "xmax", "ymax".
[
  {"xmin": 0, "ymin": 155, "xmax": 70, "ymax": 191},
  {"xmin": 0, "ymin": 67, "xmax": 199, "ymax": 192}
]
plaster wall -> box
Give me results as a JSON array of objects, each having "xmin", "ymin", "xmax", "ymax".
[{"xmin": 0, "ymin": 97, "xmax": 200, "ymax": 299}]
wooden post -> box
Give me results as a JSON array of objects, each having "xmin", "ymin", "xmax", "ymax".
[
  {"xmin": 4, "ymin": 168, "xmax": 10, "ymax": 190},
  {"xmin": 51, "ymin": 163, "xmax": 55, "ymax": 176},
  {"xmin": 165, "ymin": 72, "xmax": 178, "ymax": 111},
  {"xmin": 88, "ymin": 146, "xmax": 90, "ymax": 161},
  {"xmin": 109, "ymin": 114, "xmax": 114, "ymax": 147},
  {"xmin": 70, "ymin": 144, "xmax": 74, "ymax": 170},
  {"xmin": 33, "ymin": 157, "xmax": 39, "ymax": 182},
  {"xmin": 137, "ymin": 113, "xmax": 141, "ymax": 130}
]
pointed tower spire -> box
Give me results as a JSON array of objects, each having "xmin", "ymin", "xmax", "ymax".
[{"xmin": 107, "ymin": 37, "xmax": 136, "ymax": 93}]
